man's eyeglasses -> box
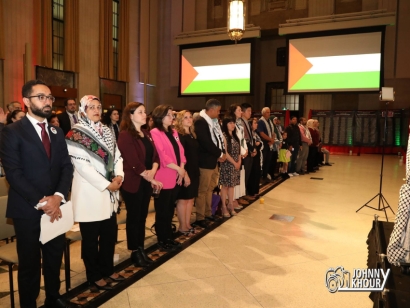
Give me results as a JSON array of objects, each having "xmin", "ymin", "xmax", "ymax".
[{"xmin": 26, "ymin": 95, "xmax": 56, "ymax": 103}]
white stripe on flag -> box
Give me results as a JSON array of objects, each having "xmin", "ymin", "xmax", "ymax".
[
  {"xmin": 193, "ymin": 63, "xmax": 250, "ymax": 81},
  {"xmin": 306, "ymin": 53, "xmax": 381, "ymax": 74}
]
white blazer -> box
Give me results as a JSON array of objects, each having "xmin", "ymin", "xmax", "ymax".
[{"xmin": 68, "ymin": 140, "xmax": 124, "ymax": 223}]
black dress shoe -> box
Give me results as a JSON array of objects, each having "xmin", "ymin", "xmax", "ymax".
[
  {"xmin": 131, "ymin": 250, "xmax": 150, "ymax": 267},
  {"xmin": 158, "ymin": 241, "xmax": 178, "ymax": 252},
  {"xmin": 193, "ymin": 220, "xmax": 210, "ymax": 228},
  {"xmin": 138, "ymin": 247, "xmax": 154, "ymax": 264},
  {"xmin": 166, "ymin": 238, "xmax": 182, "ymax": 248},
  {"xmin": 45, "ymin": 298, "xmax": 82, "ymax": 308},
  {"xmin": 205, "ymin": 215, "xmax": 221, "ymax": 222},
  {"xmin": 89, "ymin": 281, "xmax": 113, "ymax": 291}
]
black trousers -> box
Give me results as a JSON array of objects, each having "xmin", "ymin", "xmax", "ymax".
[
  {"xmin": 242, "ymin": 155, "xmax": 253, "ymax": 189},
  {"xmin": 307, "ymin": 146, "xmax": 318, "ymax": 171},
  {"xmin": 289, "ymin": 146, "xmax": 300, "ymax": 173},
  {"xmin": 269, "ymin": 150, "xmax": 278, "ymax": 178},
  {"xmin": 261, "ymin": 146, "xmax": 273, "ymax": 179},
  {"xmin": 317, "ymin": 151, "xmax": 324, "ymax": 164},
  {"xmin": 121, "ymin": 180, "xmax": 153, "ymax": 250},
  {"xmin": 79, "ymin": 213, "xmax": 117, "ymax": 282},
  {"xmin": 13, "ymin": 218, "xmax": 65, "ymax": 308},
  {"xmin": 154, "ymin": 185, "xmax": 180, "ymax": 242},
  {"xmin": 247, "ymin": 152, "xmax": 261, "ymax": 196}
]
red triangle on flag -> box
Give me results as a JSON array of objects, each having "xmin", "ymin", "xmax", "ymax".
[
  {"xmin": 288, "ymin": 43, "xmax": 313, "ymax": 89},
  {"xmin": 181, "ymin": 55, "xmax": 199, "ymax": 93}
]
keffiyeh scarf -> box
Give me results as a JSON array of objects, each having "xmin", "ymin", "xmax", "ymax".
[
  {"xmin": 65, "ymin": 95, "xmax": 119, "ymax": 180},
  {"xmin": 387, "ymin": 133, "xmax": 410, "ymax": 265}
]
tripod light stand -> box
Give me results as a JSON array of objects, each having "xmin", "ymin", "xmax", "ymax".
[{"xmin": 356, "ymin": 89, "xmax": 396, "ymax": 222}]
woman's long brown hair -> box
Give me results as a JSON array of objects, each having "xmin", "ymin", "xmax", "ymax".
[{"xmin": 120, "ymin": 102, "xmax": 145, "ymax": 139}]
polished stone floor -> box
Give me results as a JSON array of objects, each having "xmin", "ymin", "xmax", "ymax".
[{"xmin": 0, "ymin": 154, "xmax": 406, "ymax": 307}]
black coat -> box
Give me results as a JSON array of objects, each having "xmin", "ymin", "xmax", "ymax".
[
  {"xmin": 0, "ymin": 116, "xmax": 73, "ymax": 219},
  {"xmin": 285, "ymin": 123, "xmax": 302, "ymax": 147},
  {"xmin": 194, "ymin": 117, "xmax": 223, "ymax": 169}
]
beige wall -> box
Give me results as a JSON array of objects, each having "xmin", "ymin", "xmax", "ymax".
[
  {"xmin": 78, "ymin": 0, "xmax": 99, "ymax": 99},
  {"xmin": 309, "ymin": 0, "xmax": 334, "ymax": 17},
  {"xmin": 128, "ymin": 0, "xmax": 144, "ymax": 104},
  {"xmin": 2, "ymin": 0, "xmax": 34, "ymax": 108},
  {"xmin": 195, "ymin": 0, "xmax": 208, "ymax": 30},
  {"xmin": 394, "ymin": 0, "xmax": 410, "ymax": 79}
]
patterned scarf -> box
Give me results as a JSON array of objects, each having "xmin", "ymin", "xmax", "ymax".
[
  {"xmin": 387, "ymin": 133, "xmax": 410, "ymax": 265},
  {"xmin": 66, "ymin": 95, "xmax": 118, "ymax": 180},
  {"xmin": 237, "ymin": 117, "xmax": 253, "ymax": 146},
  {"xmin": 259, "ymin": 117, "xmax": 274, "ymax": 151},
  {"xmin": 199, "ymin": 109, "xmax": 225, "ymax": 153}
]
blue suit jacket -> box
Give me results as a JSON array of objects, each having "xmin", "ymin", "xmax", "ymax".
[{"xmin": 0, "ymin": 116, "xmax": 73, "ymax": 219}]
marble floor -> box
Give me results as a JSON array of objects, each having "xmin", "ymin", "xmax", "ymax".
[{"xmin": 0, "ymin": 154, "xmax": 406, "ymax": 307}]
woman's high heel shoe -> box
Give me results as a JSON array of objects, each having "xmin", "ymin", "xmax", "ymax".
[
  {"xmin": 221, "ymin": 205, "xmax": 230, "ymax": 218},
  {"xmin": 228, "ymin": 203, "xmax": 238, "ymax": 216},
  {"xmin": 90, "ymin": 281, "xmax": 113, "ymax": 291},
  {"xmin": 109, "ymin": 273, "xmax": 125, "ymax": 282}
]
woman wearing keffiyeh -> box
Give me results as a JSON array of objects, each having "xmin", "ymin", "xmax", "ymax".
[{"xmin": 66, "ymin": 95, "xmax": 125, "ymax": 290}]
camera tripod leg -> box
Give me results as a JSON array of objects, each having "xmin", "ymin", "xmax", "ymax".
[
  {"xmin": 381, "ymin": 194, "xmax": 395, "ymax": 215},
  {"xmin": 380, "ymin": 196, "xmax": 389, "ymax": 222},
  {"xmin": 356, "ymin": 193, "xmax": 380, "ymax": 213}
]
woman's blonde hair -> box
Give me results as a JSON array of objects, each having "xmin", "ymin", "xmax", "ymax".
[
  {"xmin": 175, "ymin": 110, "xmax": 196, "ymax": 138},
  {"xmin": 306, "ymin": 119, "xmax": 315, "ymax": 129}
]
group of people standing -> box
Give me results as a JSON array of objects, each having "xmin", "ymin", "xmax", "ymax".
[
  {"xmin": 0, "ymin": 79, "xmax": 331, "ymax": 308},
  {"xmin": 258, "ymin": 112, "xmax": 332, "ymax": 180}
]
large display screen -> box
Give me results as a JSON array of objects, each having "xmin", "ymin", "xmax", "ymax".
[
  {"xmin": 287, "ymin": 31, "xmax": 383, "ymax": 93},
  {"xmin": 180, "ymin": 43, "xmax": 251, "ymax": 95}
]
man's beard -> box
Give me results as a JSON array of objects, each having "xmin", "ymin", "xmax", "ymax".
[{"xmin": 30, "ymin": 103, "xmax": 52, "ymax": 118}]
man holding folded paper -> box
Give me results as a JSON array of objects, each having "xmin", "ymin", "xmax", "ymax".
[{"xmin": 0, "ymin": 80, "xmax": 75, "ymax": 308}]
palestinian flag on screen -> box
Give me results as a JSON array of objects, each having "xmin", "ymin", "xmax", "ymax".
[
  {"xmin": 288, "ymin": 34, "xmax": 381, "ymax": 92},
  {"xmin": 181, "ymin": 44, "xmax": 251, "ymax": 95}
]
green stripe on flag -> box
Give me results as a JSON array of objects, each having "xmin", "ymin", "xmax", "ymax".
[
  {"xmin": 183, "ymin": 79, "xmax": 250, "ymax": 94},
  {"xmin": 291, "ymin": 71, "xmax": 380, "ymax": 91}
]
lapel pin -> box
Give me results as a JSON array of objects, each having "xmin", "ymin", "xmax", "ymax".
[{"xmin": 50, "ymin": 127, "xmax": 57, "ymax": 134}]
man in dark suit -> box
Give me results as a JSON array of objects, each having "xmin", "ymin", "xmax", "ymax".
[
  {"xmin": 194, "ymin": 99, "xmax": 226, "ymax": 228},
  {"xmin": 0, "ymin": 80, "xmax": 76, "ymax": 308},
  {"xmin": 57, "ymin": 98, "xmax": 77, "ymax": 136}
]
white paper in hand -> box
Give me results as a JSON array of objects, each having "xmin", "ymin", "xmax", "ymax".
[{"xmin": 39, "ymin": 201, "xmax": 74, "ymax": 244}]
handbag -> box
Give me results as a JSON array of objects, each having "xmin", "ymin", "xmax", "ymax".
[{"xmin": 211, "ymin": 193, "xmax": 221, "ymax": 215}]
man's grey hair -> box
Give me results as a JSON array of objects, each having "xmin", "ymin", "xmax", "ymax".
[
  {"xmin": 261, "ymin": 107, "xmax": 270, "ymax": 114},
  {"xmin": 205, "ymin": 99, "xmax": 221, "ymax": 111}
]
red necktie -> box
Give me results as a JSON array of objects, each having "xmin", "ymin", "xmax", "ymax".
[
  {"xmin": 73, "ymin": 114, "xmax": 78, "ymax": 124},
  {"xmin": 37, "ymin": 123, "xmax": 51, "ymax": 159}
]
